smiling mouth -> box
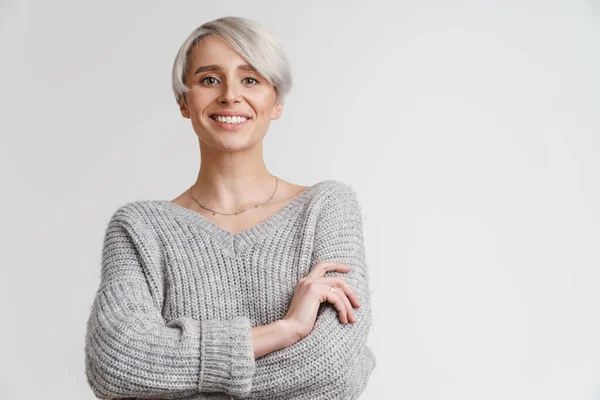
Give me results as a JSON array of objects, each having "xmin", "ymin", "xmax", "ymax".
[
  {"xmin": 208, "ymin": 114, "xmax": 251, "ymax": 131},
  {"xmin": 210, "ymin": 114, "xmax": 250, "ymax": 124}
]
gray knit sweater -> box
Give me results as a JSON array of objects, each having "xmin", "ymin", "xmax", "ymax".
[{"xmin": 84, "ymin": 179, "xmax": 376, "ymax": 399}]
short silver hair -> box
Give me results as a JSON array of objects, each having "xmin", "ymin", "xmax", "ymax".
[{"xmin": 171, "ymin": 16, "xmax": 292, "ymax": 106}]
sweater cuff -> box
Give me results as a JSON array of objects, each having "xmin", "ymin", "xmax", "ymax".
[{"xmin": 199, "ymin": 316, "xmax": 256, "ymax": 396}]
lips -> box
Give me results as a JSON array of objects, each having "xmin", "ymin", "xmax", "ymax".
[{"xmin": 209, "ymin": 114, "xmax": 251, "ymax": 131}]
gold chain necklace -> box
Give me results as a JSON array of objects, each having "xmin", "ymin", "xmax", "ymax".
[{"xmin": 189, "ymin": 175, "xmax": 279, "ymax": 216}]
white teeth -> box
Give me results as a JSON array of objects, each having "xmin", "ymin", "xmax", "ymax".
[{"xmin": 214, "ymin": 115, "xmax": 248, "ymax": 124}]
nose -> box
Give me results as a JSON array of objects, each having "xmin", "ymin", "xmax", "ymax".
[{"xmin": 218, "ymin": 80, "xmax": 241, "ymax": 105}]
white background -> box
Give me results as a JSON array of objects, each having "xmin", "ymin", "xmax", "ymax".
[{"xmin": 1, "ymin": 1, "xmax": 599, "ymax": 399}]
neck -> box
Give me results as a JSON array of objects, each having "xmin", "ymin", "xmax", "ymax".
[
  {"xmin": 191, "ymin": 134, "xmax": 279, "ymax": 212},
  {"xmin": 191, "ymin": 169, "xmax": 277, "ymax": 213}
]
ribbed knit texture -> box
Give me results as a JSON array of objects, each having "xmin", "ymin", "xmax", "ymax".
[{"xmin": 84, "ymin": 179, "xmax": 376, "ymax": 399}]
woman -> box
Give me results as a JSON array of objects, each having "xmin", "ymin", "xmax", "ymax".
[{"xmin": 84, "ymin": 16, "xmax": 376, "ymax": 400}]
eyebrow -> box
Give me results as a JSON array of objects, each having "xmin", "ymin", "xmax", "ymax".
[{"xmin": 193, "ymin": 64, "xmax": 257, "ymax": 75}]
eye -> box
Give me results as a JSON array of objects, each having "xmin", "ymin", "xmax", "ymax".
[
  {"xmin": 199, "ymin": 76, "xmax": 259, "ymax": 86},
  {"xmin": 200, "ymin": 76, "xmax": 219, "ymax": 85},
  {"xmin": 243, "ymin": 77, "xmax": 259, "ymax": 85}
]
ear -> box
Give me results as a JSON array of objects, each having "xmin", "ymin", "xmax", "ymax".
[
  {"xmin": 270, "ymin": 103, "xmax": 283, "ymax": 120},
  {"xmin": 179, "ymin": 97, "xmax": 191, "ymax": 119}
]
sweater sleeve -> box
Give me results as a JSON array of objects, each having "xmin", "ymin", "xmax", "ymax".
[
  {"xmin": 83, "ymin": 208, "xmax": 256, "ymax": 399},
  {"xmin": 249, "ymin": 182, "xmax": 377, "ymax": 399}
]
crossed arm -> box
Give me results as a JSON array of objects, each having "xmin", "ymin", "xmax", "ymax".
[{"xmin": 84, "ymin": 183, "xmax": 375, "ymax": 399}]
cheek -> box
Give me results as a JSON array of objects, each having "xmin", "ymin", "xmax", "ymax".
[
  {"xmin": 187, "ymin": 98, "xmax": 210, "ymax": 117},
  {"xmin": 251, "ymin": 98, "xmax": 277, "ymax": 117},
  {"xmin": 187, "ymin": 87, "xmax": 212, "ymax": 104}
]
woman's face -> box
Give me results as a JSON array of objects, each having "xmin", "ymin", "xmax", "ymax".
[{"xmin": 180, "ymin": 35, "xmax": 283, "ymax": 150}]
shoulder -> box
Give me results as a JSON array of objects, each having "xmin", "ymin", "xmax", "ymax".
[
  {"xmin": 105, "ymin": 200, "xmax": 166, "ymax": 234},
  {"xmin": 311, "ymin": 180, "xmax": 363, "ymax": 220},
  {"xmin": 312, "ymin": 179, "xmax": 359, "ymax": 200},
  {"xmin": 316, "ymin": 179, "xmax": 361, "ymax": 207},
  {"xmin": 103, "ymin": 201, "xmax": 165, "ymax": 256}
]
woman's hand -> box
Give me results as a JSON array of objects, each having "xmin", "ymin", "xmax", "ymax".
[{"xmin": 282, "ymin": 261, "xmax": 362, "ymax": 340}]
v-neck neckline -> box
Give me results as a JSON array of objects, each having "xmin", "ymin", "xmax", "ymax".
[{"xmin": 157, "ymin": 180, "xmax": 330, "ymax": 256}]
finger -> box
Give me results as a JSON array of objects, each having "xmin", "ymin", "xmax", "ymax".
[
  {"xmin": 326, "ymin": 288, "xmax": 350, "ymax": 324},
  {"xmin": 306, "ymin": 261, "xmax": 350, "ymax": 279},
  {"xmin": 333, "ymin": 284, "xmax": 356, "ymax": 323},
  {"xmin": 319, "ymin": 276, "xmax": 361, "ymax": 309}
]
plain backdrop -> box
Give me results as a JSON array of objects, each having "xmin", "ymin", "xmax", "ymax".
[{"xmin": 1, "ymin": 1, "xmax": 599, "ymax": 399}]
